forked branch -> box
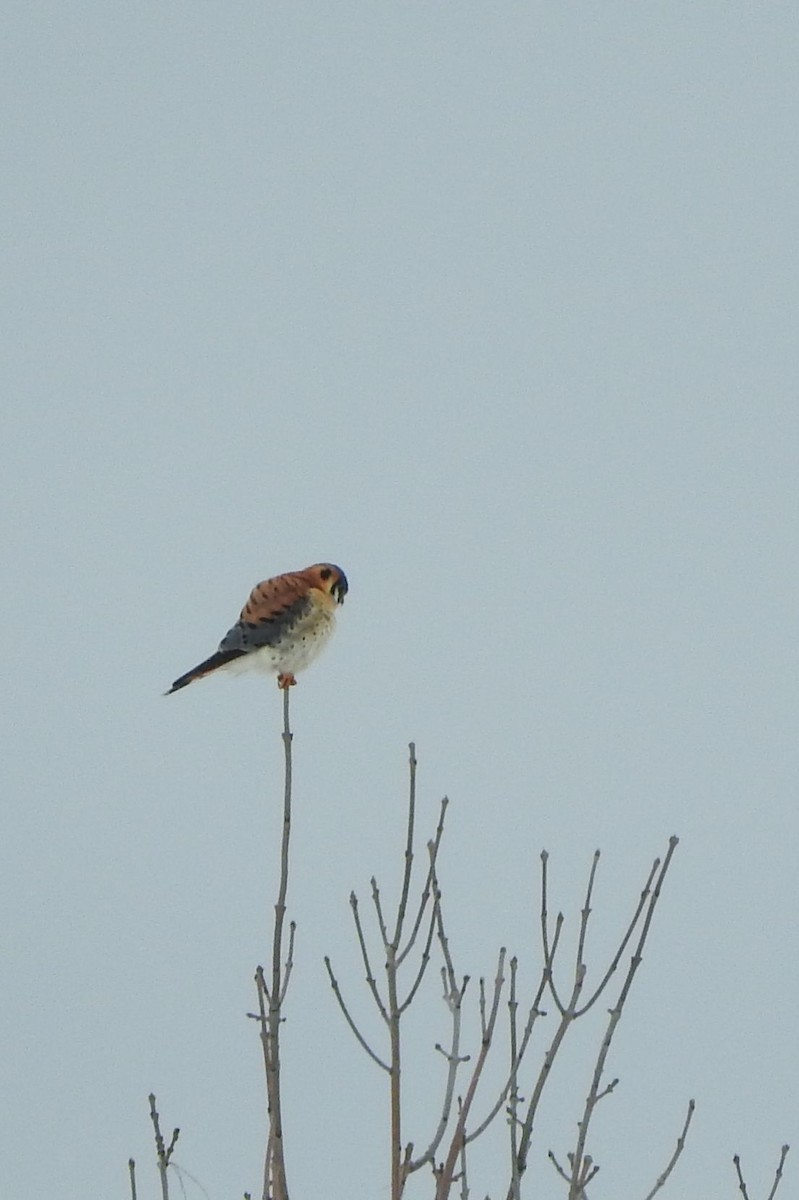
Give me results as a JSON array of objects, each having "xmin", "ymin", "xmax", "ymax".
[{"xmin": 734, "ymin": 1145, "xmax": 791, "ymax": 1200}]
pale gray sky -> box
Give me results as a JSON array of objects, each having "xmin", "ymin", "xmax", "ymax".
[{"xmin": 2, "ymin": 3, "xmax": 798, "ymax": 1198}]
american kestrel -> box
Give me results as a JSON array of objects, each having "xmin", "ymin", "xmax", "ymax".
[{"xmin": 166, "ymin": 563, "xmax": 348, "ymax": 695}]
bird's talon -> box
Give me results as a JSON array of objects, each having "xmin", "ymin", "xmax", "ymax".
[{"xmin": 277, "ymin": 673, "xmax": 297, "ymax": 689}]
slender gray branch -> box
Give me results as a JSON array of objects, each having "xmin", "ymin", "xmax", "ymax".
[
  {"xmin": 767, "ymin": 1147, "xmax": 791, "ymax": 1200},
  {"xmin": 350, "ymin": 891, "xmax": 389, "ymax": 1023},
  {"xmin": 474, "ymin": 964, "xmax": 547, "ymax": 1148},
  {"xmin": 406, "ymin": 967, "xmax": 466, "ymax": 1173},
  {"xmin": 371, "ymin": 876, "xmax": 390, "ymax": 948},
  {"xmin": 509, "ymin": 956, "xmax": 586, "ymax": 1196},
  {"xmin": 399, "ymin": 885, "xmax": 439, "ymax": 1014},
  {"xmin": 148, "ymin": 1093, "xmax": 178, "ymax": 1200},
  {"xmin": 734, "ymin": 1145, "xmax": 791, "ymax": 1200},
  {"xmin": 278, "ymin": 921, "xmax": 296, "ymax": 1006},
  {"xmin": 458, "ymin": 1098, "xmax": 470, "ymax": 1200},
  {"xmin": 324, "ymin": 955, "xmax": 390, "ymax": 1071},
  {"xmin": 392, "ymin": 743, "xmax": 418, "ymax": 950},
  {"xmin": 548, "ymin": 1149, "xmax": 570, "ymax": 1184},
  {"xmin": 575, "ymin": 850, "xmax": 600, "ymax": 975},
  {"xmin": 575, "ymin": 855, "xmax": 659, "ymax": 1017},
  {"xmin": 643, "ymin": 1100, "xmax": 695, "ymax": 1200},
  {"xmin": 567, "ymin": 838, "xmax": 679, "ymax": 1200},
  {"xmin": 540, "ymin": 853, "xmax": 568, "ymax": 1016},
  {"xmin": 435, "ymin": 949, "xmax": 507, "ymax": 1200},
  {"xmin": 397, "ymin": 797, "xmax": 449, "ymax": 967},
  {"xmin": 734, "ymin": 1155, "xmax": 752, "ymax": 1200},
  {"xmin": 259, "ymin": 686, "xmax": 294, "ymax": 1200}
]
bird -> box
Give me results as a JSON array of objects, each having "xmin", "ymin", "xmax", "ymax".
[{"xmin": 166, "ymin": 563, "xmax": 348, "ymax": 695}]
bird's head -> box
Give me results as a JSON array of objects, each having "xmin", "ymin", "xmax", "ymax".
[{"xmin": 312, "ymin": 563, "xmax": 349, "ymax": 604}]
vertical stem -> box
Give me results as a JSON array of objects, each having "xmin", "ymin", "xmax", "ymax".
[
  {"xmin": 263, "ymin": 687, "xmax": 293, "ymax": 1200},
  {"xmin": 387, "ymin": 946, "xmax": 402, "ymax": 1200}
]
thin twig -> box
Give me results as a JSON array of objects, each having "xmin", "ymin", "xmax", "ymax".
[
  {"xmin": 399, "ymin": 849, "xmax": 442, "ymax": 1013},
  {"xmin": 392, "ymin": 743, "xmax": 418, "ymax": 949},
  {"xmin": 512, "ymin": 842, "xmax": 671, "ymax": 1199},
  {"xmin": 470, "ymin": 958, "xmax": 549, "ymax": 1146},
  {"xmin": 128, "ymin": 1158, "xmax": 137, "ymax": 1200},
  {"xmin": 407, "ymin": 966, "xmax": 468, "ymax": 1173},
  {"xmin": 435, "ymin": 868, "xmax": 459, "ymax": 996},
  {"xmin": 326, "ymin": 751, "xmax": 456, "ymax": 1200},
  {"xmin": 397, "ymin": 797, "xmax": 449, "ymax": 967},
  {"xmin": 261, "ymin": 686, "xmax": 294, "ymax": 1200},
  {"xmin": 510, "ymin": 956, "xmax": 585, "ymax": 1196},
  {"xmin": 575, "ymin": 850, "xmax": 600, "ymax": 975},
  {"xmin": 575, "ymin": 855, "xmax": 660, "ymax": 1017},
  {"xmin": 507, "ymin": 959, "xmax": 521, "ymax": 1200},
  {"xmin": 350, "ymin": 892, "xmax": 389, "ymax": 1023},
  {"xmin": 324, "ymin": 955, "xmax": 390, "ymax": 1071},
  {"xmin": 435, "ymin": 949, "xmax": 507, "ymax": 1200},
  {"xmin": 372, "ymin": 877, "xmax": 390, "ymax": 948},
  {"xmin": 148, "ymin": 1094, "xmax": 178, "ymax": 1200},
  {"xmin": 540, "ymin": 853, "xmax": 567, "ymax": 1016},
  {"xmin": 278, "ymin": 921, "xmax": 297, "ymax": 1006},
  {"xmin": 767, "ymin": 1146, "xmax": 791, "ymax": 1200},
  {"xmin": 253, "ymin": 968, "xmax": 272, "ymax": 1199},
  {"xmin": 734, "ymin": 1145, "xmax": 791, "ymax": 1200},
  {"xmin": 567, "ymin": 838, "xmax": 679, "ymax": 1200},
  {"xmin": 734, "ymin": 1155, "xmax": 752, "ymax": 1200},
  {"xmin": 643, "ymin": 1100, "xmax": 695, "ymax": 1200},
  {"xmin": 548, "ymin": 1150, "xmax": 570, "ymax": 1184},
  {"xmin": 458, "ymin": 1097, "xmax": 470, "ymax": 1200}
]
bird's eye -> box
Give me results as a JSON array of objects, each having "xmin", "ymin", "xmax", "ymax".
[{"xmin": 320, "ymin": 567, "xmax": 332, "ymax": 581}]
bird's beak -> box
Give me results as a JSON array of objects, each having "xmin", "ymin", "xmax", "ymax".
[{"xmin": 333, "ymin": 578, "xmax": 348, "ymax": 604}]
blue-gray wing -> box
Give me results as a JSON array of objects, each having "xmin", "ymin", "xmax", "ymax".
[{"xmin": 218, "ymin": 592, "xmax": 312, "ymax": 653}]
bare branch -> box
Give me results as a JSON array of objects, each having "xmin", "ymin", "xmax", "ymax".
[
  {"xmin": 510, "ymin": 957, "xmax": 586, "ymax": 1194},
  {"xmin": 327, "ymin": 754, "xmax": 455, "ymax": 1200},
  {"xmin": 148, "ymin": 1093, "xmax": 178, "ymax": 1200},
  {"xmin": 458, "ymin": 1098, "xmax": 470, "ymax": 1200},
  {"xmin": 548, "ymin": 1149, "xmax": 570, "ymax": 1184},
  {"xmin": 595, "ymin": 1077, "xmax": 618, "ymax": 1102},
  {"xmin": 350, "ymin": 892, "xmax": 389, "ymax": 1023},
  {"xmin": 392, "ymin": 743, "xmax": 418, "ymax": 950},
  {"xmin": 468, "ymin": 956, "xmax": 549, "ymax": 1147},
  {"xmin": 258, "ymin": 686, "xmax": 295, "ymax": 1200},
  {"xmin": 540, "ymin": 854, "xmax": 568, "ymax": 1016},
  {"xmin": 567, "ymin": 837, "xmax": 679, "ymax": 1200},
  {"xmin": 575, "ymin": 854, "xmax": 660, "ymax": 1017},
  {"xmin": 435, "ymin": 867, "xmax": 459, "ymax": 997},
  {"xmin": 734, "ymin": 1156, "xmax": 753, "ymax": 1200},
  {"xmin": 397, "ymin": 796, "xmax": 449, "ymax": 967},
  {"xmin": 399, "ymin": 885, "xmax": 439, "ymax": 1014},
  {"xmin": 371, "ymin": 876, "xmax": 391, "ymax": 949},
  {"xmin": 128, "ymin": 1158, "xmax": 137, "ymax": 1200},
  {"xmin": 575, "ymin": 850, "xmax": 600, "ymax": 974},
  {"xmin": 510, "ymin": 843, "xmax": 678, "ymax": 1198},
  {"xmin": 435, "ymin": 949, "xmax": 507, "ymax": 1200},
  {"xmin": 407, "ymin": 966, "xmax": 466, "ymax": 1173},
  {"xmin": 643, "ymin": 1100, "xmax": 695, "ymax": 1200},
  {"xmin": 507, "ymin": 958, "xmax": 522, "ymax": 1200},
  {"xmin": 278, "ymin": 921, "xmax": 297, "ymax": 1006},
  {"xmin": 324, "ymin": 955, "xmax": 390, "ymax": 1072},
  {"xmin": 768, "ymin": 1147, "xmax": 791, "ymax": 1200},
  {"xmin": 734, "ymin": 1145, "xmax": 791, "ymax": 1200}
]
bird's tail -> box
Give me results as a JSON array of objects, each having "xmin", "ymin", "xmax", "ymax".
[{"xmin": 165, "ymin": 649, "xmax": 245, "ymax": 695}]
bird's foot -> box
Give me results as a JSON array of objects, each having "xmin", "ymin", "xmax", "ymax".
[{"xmin": 277, "ymin": 672, "xmax": 297, "ymax": 689}]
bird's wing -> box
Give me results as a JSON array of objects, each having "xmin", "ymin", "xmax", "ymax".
[{"xmin": 218, "ymin": 571, "xmax": 315, "ymax": 654}]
